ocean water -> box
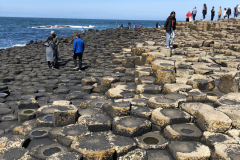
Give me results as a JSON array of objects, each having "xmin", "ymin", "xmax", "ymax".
[{"xmin": 0, "ymin": 17, "xmax": 164, "ymax": 49}]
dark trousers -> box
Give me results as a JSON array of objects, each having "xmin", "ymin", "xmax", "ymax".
[
  {"xmin": 218, "ymin": 14, "xmax": 221, "ymax": 19},
  {"xmin": 73, "ymin": 53, "xmax": 83, "ymax": 69},
  {"xmin": 186, "ymin": 18, "xmax": 189, "ymax": 22},
  {"xmin": 228, "ymin": 14, "xmax": 230, "ymax": 19},
  {"xmin": 193, "ymin": 14, "xmax": 196, "ymax": 20},
  {"xmin": 211, "ymin": 14, "xmax": 215, "ymax": 21},
  {"xmin": 203, "ymin": 13, "xmax": 206, "ymax": 19}
]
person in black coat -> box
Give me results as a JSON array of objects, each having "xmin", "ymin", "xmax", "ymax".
[
  {"xmin": 227, "ymin": 6, "xmax": 231, "ymax": 19},
  {"xmin": 211, "ymin": 6, "xmax": 215, "ymax": 21},
  {"xmin": 164, "ymin": 11, "xmax": 176, "ymax": 48}
]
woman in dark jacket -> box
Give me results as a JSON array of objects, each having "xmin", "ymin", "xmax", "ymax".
[
  {"xmin": 44, "ymin": 36, "xmax": 57, "ymax": 69},
  {"xmin": 211, "ymin": 6, "xmax": 215, "ymax": 21},
  {"xmin": 164, "ymin": 11, "xmax": 176, "ymax": 48},
  {"xmin": 202, "ymin": 3, "xmax": 207, "ymax": 20}
]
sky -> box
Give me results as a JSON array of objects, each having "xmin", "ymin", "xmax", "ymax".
[{"xmin": 0, "ymin": 0, "xmax": 239, "ymax": 21}]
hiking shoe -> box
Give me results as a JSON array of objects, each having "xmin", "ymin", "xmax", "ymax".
[
  {"xmin": 78, "ymin": 69, "xmax": 82, "ymax": 72},
  {"xmin": 170, "ymin": 45, "xmax": 173, "ymax": 48},
  {"xmin": 166, "ymin": 46, "xmax": 169, "ymax": 49}
]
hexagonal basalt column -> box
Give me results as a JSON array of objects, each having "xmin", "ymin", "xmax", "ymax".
[
  {"xmin": 13, "ymin": 119, "xmax": 37, "ymax": 135},
  {"xmin": 71, "ymin": 133, "xmax": 115, "ymax": 160},
  {"xmin": 29, "ymin": 143, "xmax": 68, "ymax": 159},
  {"xmin": 135, "ymin": 131, "xmax": 168, "ymax": 149},
  {"xmin": 168, "ymin": 141, "xmax": 211, "ymax": 160},
  {"xmin": 78, "ymin": 113, "xmax": 112, "ymax": 132},
  {"xmin": 52, "ymin": 105, "xmax": 79, "ymax": 127},
  {"xmin": 0, "ymin": 148, "xmax": 31, "ymax": 160},
  {"xmin": 155, "ymin": 69, "xmax": 176, "ymax": 86},
  {"xmin": 215, "ymin": 93, "xmax": 240, "ymax": 106},
  {"xmin": 164, "ymin": 123, "xmax": 203, "ymax": 141},
  {"xmin": 201, "ymin": 131, "xmax": 238, "ymax": 148},
  {"xmin": 136, "ymin": 84, "xmax": 162, "ymax": 94},
  {"xmin": 29, "ymin": 127, "xmax": 52, "ymax": 140},
  {"xmin": 36, "ymin": 114, "xmax": 53, "ymax": 127},
  {"xmin": 118, "ymin": 149, "xmax": 147, "ymax": 160},
  {"xmin": 113, "ymin": 116, "xmax": 151, "ymax": 137},
  {"xmin": 212, "ymin": 143, "xmax": 240, "ymax": 160},
  {"xmin": 18, "ymin": 109, "xmax": 36, "ymax": 122},
  {"xmin": 179, "ymin": 102, "xmax": 214, "ymax": 115},
  {"xmin": 102, "ymin": 102, "xmax": 130, "ymax": 117},
  {"xmin": 18, "ymin": 98, "xmax": 39, "ymax": 109},
  {"xmin": 130, "ymin": 106, "xmax": 153, "ymax": 119},
  {"xmin": 187, "ymin": 74, "xmax": 215, "ymax": 91},
  {"xmin": 147, "ymin": 150, "xmax": 173, "ymax": 160},
  {"xmin": 194, "ymin": 108, "xmax": 232, "ymax": 133},
  {"xmin": 49, "ymin": 124, "xmax": 90, "ymax": 147},
  {"xmin": 46, "ymin": 151, "xmax": 82, "ymax": 160},
  {"xmin": 100, "ymin": 76, "xmax": 119, "ymax": 93},
  {"xmin": 151, "ymin": 108, "xmax": 191, "ymax": 128}
]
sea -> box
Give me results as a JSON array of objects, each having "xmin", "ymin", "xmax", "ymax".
[{"xmin": 0, "ymin": 17, "xmax": 165, "ymax": 49}]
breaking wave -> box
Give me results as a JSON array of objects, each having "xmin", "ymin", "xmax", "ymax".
[{"xmin": 31, "ymin": 25, "xmax": 95, "ymax": 29}]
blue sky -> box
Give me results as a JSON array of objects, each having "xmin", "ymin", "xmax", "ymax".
[{"xmin": 0, "ymin": 0, "xmax": 239, "ymax": 21}]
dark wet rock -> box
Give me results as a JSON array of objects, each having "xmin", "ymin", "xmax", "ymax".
[
  {"xmin": 0, "ymin": 107, "xmax": 12, "ymax": 115},
  {"xmin": 130, "ymin": 105, "xmax": 152, "ymax": 119},
  {"xmin": 29, "ymin": 127, "xmax": 52, "ymax": 140},
  {"xmin": 18, "ymin": 98, "xmax": 39, "ymax": 109},
  {"xmin": 168, "ymin": 141, "xmax": 211, "ymax": 160},
  {"xmin": 36, "ymin": 115, "xmax": 53, "ymax": 127},
  {"xmin": 0, "ymin": 147, "xmax": 31, "ymax": 160},
  {"xmin": 0, "ymin": 114, "xmax": 18, "ymax": 122},
  {"xmin": 147, "ymin": 150, "xmax": 173, "ymax": 160},
  {"xmin": 65, "ymin": 91, "xmax": 89, "ymax": 101},
  {"xmin": 71, "ymin": 133, "xmax": 115, "ymax": 160},
  {"xmin": 112, "ymin": 116, "xmax": 151, "ymax": 137}
]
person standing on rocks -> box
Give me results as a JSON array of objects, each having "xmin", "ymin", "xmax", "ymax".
[
  {"xmin": 223, "ymin": 8, "xmax": 227, "ymax": 19},
  {"xmin": 44, "ymin": 36, "xmax": 57, "ymax": 69},
  {"xmin": 81, "ymin": 27, "xmax": 85, "ymax": 35},
  {"xmin": 164, "ymin": 11, "xmax": 176, "ymax": 48},
  {"xmin": 192, "ymin": 7, "xmax": 197, "ymax": 21},
  {"xmin": 128, "ymin": 22, "xmax": 131, "ymax": 29},
  {"xmin": 202, "ymin": 4, "xmax": 207, "ymax": 21},
  {"xmin": 211, "ymin": 6, "xmax": 215, "ymax": 21},
  {"xmin": 218, "ymin": 6, "xmax": 222, "ymax": 19},
  {"xmin": 234, "ymin": 5, "xmax": 238, "ymax": 18},
  {"xmin": 227, "ymin": 6, "xmax": 231, "ymax": 19},
  {"xmin": 51, "ymin": 31, "xmax": 60, "ymax": 62},
  {"xmin": 73, "ymin": 34, "xmax": 84, "ymax": 71},
  {"xmin": 186, "ymin": 11, "xmax": 192, "ymax": 22},
  {"xmin": 156, "ymin": 22, "xmax": 159, "ymax": 28}
]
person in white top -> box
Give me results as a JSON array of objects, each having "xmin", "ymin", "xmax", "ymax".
[{"xmin": 223, "ymin": 8, "xmax": 227, "ymax": 19}]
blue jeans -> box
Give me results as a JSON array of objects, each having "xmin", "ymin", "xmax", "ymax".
[{"xmin": 166, "ymin": 29, "xmax": 175, "ymax": 47}]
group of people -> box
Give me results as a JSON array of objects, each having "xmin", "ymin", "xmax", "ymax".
[
  {"xmin": 185, "ymin": 4, "xmax": 239, "ymax": 21},
  {"xmin": 44, "ymin": 31, "xmax": 85, "ymax": 71}
]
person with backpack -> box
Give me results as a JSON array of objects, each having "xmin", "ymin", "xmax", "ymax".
[
  {"xmin": 44, "ymin": 36, "xmax": 57, "ymax": 69},
  {"xmin": 164, "ymin": 11, "xmax": 176, "ymax": 48},
  {"xmin": 227, "ymin": 6, "xmax": 231, "ymax": 19}
]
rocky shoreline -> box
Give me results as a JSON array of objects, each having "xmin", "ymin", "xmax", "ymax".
[{"xmin": 0, "ymin": 19, "xmax": 240, "ymax": 159}]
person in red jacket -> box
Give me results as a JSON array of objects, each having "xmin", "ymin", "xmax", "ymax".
[{"xmin": 186, "ymin": 11, "xmax": 192, "ymax": 22}]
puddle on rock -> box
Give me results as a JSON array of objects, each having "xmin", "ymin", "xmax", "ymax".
[
  {"xmin": 143, "ymin": 137, "xmax": 159, "ymax": 144},
  {"xmin": 3, "ymin": 117, "xmax": 12, "ymax": 120},
  {"xmin": 181, "ymin": 129, "xmax": 194, "ymax": 134},
  {"xmin": 31, "ymin": 130, "xmax": 47, "ymax": 136},
  {"xmin": 24, "ymin": 110, "xmax": 34, "ymax": 114},
  {"xmin": 43, "ymin": 147, "xmax": 61, "ymax": 156},
  {"xmin": 44, "ymin": 116, "xmax": 53, "ymax": 121},
  {"xmin": 96, "ymin": 103, "xmax": 103, "ymax": 107}
]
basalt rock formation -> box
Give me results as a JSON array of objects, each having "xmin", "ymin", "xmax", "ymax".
[{"xmin": 0, "ymin": 19, "xmax": 240, "ymax": 159}]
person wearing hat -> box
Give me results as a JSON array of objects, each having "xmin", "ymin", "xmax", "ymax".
[{"xmin": 164, "ymin": 11, "xmax": 176, "ymax": 49}]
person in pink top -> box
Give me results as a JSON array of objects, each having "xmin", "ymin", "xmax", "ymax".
[{"xmin": 186, "ymin": 11, "xmax": 192, "ymax": 22}]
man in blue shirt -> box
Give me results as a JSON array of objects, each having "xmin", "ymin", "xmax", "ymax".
[{"xmin": 73, "ymin": 34, "xmax": 84, "ymax": 71}]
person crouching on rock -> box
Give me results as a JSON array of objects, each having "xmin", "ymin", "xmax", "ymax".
[
  {"xmin": 164, "ymin": 11, "xmax": 176, "ymax": 49},
  {"xmin": 73, "ymin": 34, "xmax": 85, "ymax": 71},
  {"xmin": 44, "ymin": 36, "xmax": 57, "ymax": 69}
]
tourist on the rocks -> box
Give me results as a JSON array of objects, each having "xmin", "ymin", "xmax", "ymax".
[
  {"xmin": 51, "ymin": 31, "xmax": 60, "ymax": 62},
  {"xmin": 218, "ymin": 6, "xmax": 222, "ymax": 19},
  {"xmin": 81, "ymin": 27, "xmax": 85, "ymax": 35},
  {"xmin": 72, "ymin": 34, "xmax": 84, "ymax": 71},
  {"xmin": 227, "ymin": 6, "xmax": 231, "ymax": 19},
  {"xmin": 164, "ymin": 11, "xmax": 176, "ymax": 49},
  {"xmin": 186, "ymin": 11, "xmax": 192, "ymax": 22},
  {"xmin": 156, "ymin": 22, "xmax": 159, "ymax": 28},
  {"xmin": 192, "ymin": 7, "xmax": 197, "ymax": 21},
  {"xmin": 224, "ymin": 8, "xmax": 227, "ymax": 19},
  {"xmin": 234, "ymin": 5, "xmax": 238, "ymax": 18},
  {"xmin": 44, "ymin": 36, "xmax": 57, "ymax": 69},
  {"xmin": 211, "ymin": 6, "xmax": 215, "ymax": 21},
  {"xmin": 128, "ymin": 22, "xmax": 131, "ymax": 29},
  {"xmin": 237, "ymin": 4, "xmax": 240, "ymax": 19},
  {"xmin": 120, "ymin": 24, "xmax": 123, "ymax": 29},
  {"xmin": 202, "ymin": 3, "xmax": 207, "ymax": 21}
]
